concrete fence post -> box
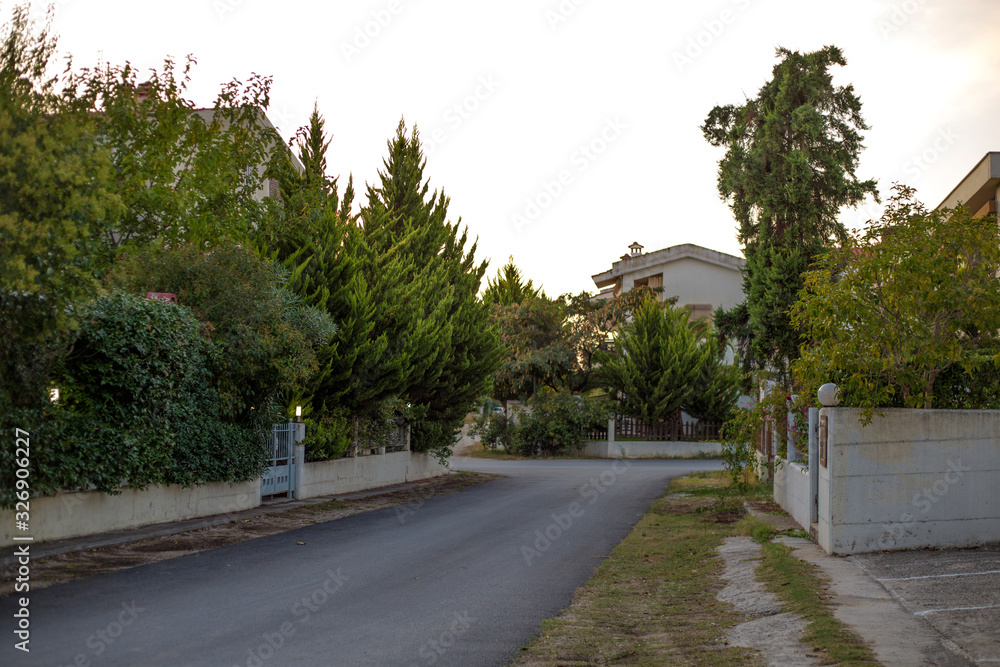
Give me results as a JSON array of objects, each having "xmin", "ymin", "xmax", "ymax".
[{"xmin": 808, "ymin": 407, "xmax": 819, "ymax": 525}]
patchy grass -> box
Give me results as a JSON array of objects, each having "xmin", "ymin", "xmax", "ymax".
[
  {"xmin": 515, "ymin": 472, "xmax": 762, "ymax": 666},
  {"xmin": 756, "ymin": 541, "xmax": 880, "ymax": 666},
  {"xmin": 515, "ymin": 471, "xmax": 877, "ymax": 666}
]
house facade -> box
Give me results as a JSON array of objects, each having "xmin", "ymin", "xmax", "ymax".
[
  {"xmin": 937, "ymin": 151, "xmax": 1000, "ymax": 216},
  {"xmin": 591, "ymin": 242, "xmax": 745, "ymax": 321}
]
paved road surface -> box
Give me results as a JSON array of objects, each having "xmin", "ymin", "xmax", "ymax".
[{"xmin": 2, "ymin": 458, "xmax": 721, "ymax": 666}]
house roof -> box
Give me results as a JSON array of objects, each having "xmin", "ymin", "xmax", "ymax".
[
  {"xmin": 937, "ymin": 151, "xmax": 1000, "ymax": 215},
  {"xmin": 592, "ymin": 243, "xmax": 744, "ymax": 289}
]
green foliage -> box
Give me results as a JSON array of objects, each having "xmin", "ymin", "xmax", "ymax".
[
  {"xmin": 360, "ymin": 119, "xmax": 501, "ymax": 454},
  {"xmin": 482, "ymin": 256, "xmax": 541, "ymax": 306},
  {"xmin": 302, "ymin": 408, "xmax": 352, "ymax": 462},
  {"xmin": 74, "ymin": 56, "xmax": 281, "ymax": 251},
  {"xmin": 489, "ymin": 285, "xmax": 664, "ymax": 402},
  {"xmin": 0, "ymin": 5, "xmax": 120, "ymax": 409},
  {"xmin": 469, "ymin": 409, "xmax": 518, "ymax": 452},
  {"xmin": 105, "ymin": 244, "xmax": 331, "ymax": 430},
  {"xmin": 703, "ymin": 45, "xmax": 878, "ymax": 383},
  {"xmin": 597, "ymin": 297, "xmax": 703, "ymax": 423},
  {"xmin": 792, "ymin": 185, "xmax": 1000, "ymax": 414},
  {"xmin": 0, "ymin": 292, "xmax": 268, "ymax": 506},
  {"xmin": 683, "ymin": 326, "xmax": 743, "ymax": 423},
  {"xmin": 514, "ymin": 390, "xmax": 610, "ymax": 456}
]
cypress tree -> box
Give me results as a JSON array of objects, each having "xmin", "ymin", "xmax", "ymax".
[
  {"xmin": 703, "ymin": 46, "xmax": 877, "ymax": 385},
  {"xmin": 361, "ymin": 119, "xmax": 500, "ymax": 452}
]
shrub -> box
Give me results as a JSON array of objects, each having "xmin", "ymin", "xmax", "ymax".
[
  {"xmin": 0, "ymin": 291, "xmax": 270, "ymax": 506},
  {"xmin": 105, "ymin": 244, "xmax": 332, "ymax": 430},
  {"xmin": 513, "ymin": 389, "xmax": 610, "ymax": 456}
]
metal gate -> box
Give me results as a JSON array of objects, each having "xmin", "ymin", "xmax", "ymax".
[{"xmin": 262, "ymin": 421, "xmax": 299, "ymax": 499}]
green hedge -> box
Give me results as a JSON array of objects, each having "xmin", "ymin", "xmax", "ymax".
[{"xmin": 0, "ymin": 292, "xmax": 269, "ymax": 507}]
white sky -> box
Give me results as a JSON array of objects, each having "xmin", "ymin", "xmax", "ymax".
[{"xmin": 20, "ymin": 0, "xmax": 1000, "ymax": 296}]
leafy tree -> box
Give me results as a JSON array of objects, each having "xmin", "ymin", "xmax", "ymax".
[
  {"xmin": 0, "ymin": 5, "xmax": 121, "ymax": 409},
  {"xmin": 597, "ymin": 297, "xmax": 704, "ymax": 423},
  {"xmin": 703, "ymin": 45, "xmax": 878, "ymax": 383},
  {"xmin": 0, "ymin": 292, "xmax": 269, "ymax": 506},
  {"xmin": 482, "ymin": 256, "xmax": 540, "ymax": 306},
  {"xmin": 105, "ymin": 245, "xmax": 333, "ymax": 431},
  {"xmin": 491, "ymin": 295, "xmax": 574, "ymax": 405},
  {"xmin": 361, "ymin": 119, "xmax": 501, "ymax": 452},
  {"xmin": 73, "ymin": 55, "xmax": 282, "ymax": 252},
  {"xmin": 791, "ymin": 185, "xmax": 1000, "ymax": 414}
]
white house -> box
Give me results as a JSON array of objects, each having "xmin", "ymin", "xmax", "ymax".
[{"xmin": 591, "ymin": 242, "xmax": 745, "ymax": 321}]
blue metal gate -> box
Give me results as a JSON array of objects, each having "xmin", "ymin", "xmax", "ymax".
[{"xmin": 262, "ymin": 422, "xmax": 298, "ymax": 499}]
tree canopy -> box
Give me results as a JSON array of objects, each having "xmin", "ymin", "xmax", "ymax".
[
  {"xmin": 792, "ymin": 185, "xmax": 1000, "ymax": 413},
  {"xmin": 703, "ymin": 45, "xmax": 878, "ymax": 383}
]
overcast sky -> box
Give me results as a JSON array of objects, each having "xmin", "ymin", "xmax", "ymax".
[{"xmin": 20, "ymin": 0, "xmax": 1000, "ymax": 296}]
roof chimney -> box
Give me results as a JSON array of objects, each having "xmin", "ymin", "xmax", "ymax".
[{"xmin": 628, "ymin": 241, "xmax": 644, "ymax": 258}]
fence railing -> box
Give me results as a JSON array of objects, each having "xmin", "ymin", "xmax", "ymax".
[{"xmin": 584, "ymin": 414, "xmax": 723, "ymax": 442}]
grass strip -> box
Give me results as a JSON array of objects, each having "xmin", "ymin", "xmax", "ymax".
[{"xmin": 515, "ymin": 471, "xmax": 764, "ymax": 666}]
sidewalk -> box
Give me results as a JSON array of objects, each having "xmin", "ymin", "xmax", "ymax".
[{"xmin": 747, "ymin": 505, "xmax": 996, "ymax": 665}]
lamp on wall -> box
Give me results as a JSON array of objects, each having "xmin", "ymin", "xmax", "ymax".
[{"xmin": 295, "ymin": 405, "xmax": 302, "ymax": 422}]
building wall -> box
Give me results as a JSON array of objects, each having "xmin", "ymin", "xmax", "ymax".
[{"xmin": 617, "ymin": 257, "xmax": 743, "ymax": 317}]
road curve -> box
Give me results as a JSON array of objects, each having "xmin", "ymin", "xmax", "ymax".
[{"xmin": 2, "ymin": 458, "xmax": 722, "ymax": 666}]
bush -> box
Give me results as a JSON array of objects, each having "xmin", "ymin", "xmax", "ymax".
[
  {"xmin": 513, "ymin": 389, "xmax": 610, "ymax": 456},
  {"xmin": 105, "ymin": 244, "xmax": 333, "ymax": 430},
  {"xmin": 302, "ymin": 408, "xmax": 352, "ymax": 462},
  {"xmin": 0, "ymin": 292, "xmax": 269, "ymax": 506},
  {"xmin": 469, "ymin": 409, "xmax": 517, "ymax": 452}
]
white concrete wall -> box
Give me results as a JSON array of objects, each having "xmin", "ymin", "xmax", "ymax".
[
  {"xmin": 298, "ymin": 451, "xmax": 449, "ymax": 499},
  {"xmin": 0, "ymin": 480, "xmax": 259, "ymax": 548},
  {"xmin": 579, "ymin": 439, "xmax": 722, "ymax": 459},
  {"xmin": 773, "ymin": 460, "xmax": 812, "ymax": 531},
  {"xmin": 816, "ymin": 408, "xmax": 1000, "ymax": 555}
]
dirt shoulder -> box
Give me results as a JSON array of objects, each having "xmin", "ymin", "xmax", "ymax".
[{"xmin": 0, "ymin": 472, "xmax": 496, "ymax": 598}]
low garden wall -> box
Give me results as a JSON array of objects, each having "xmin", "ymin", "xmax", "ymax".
[
  {"xmin": 0, "ymin": 480, "xmax": 259, "ymax": 548},
  {"xmin": 816, "ymin": 408, "xmax": 1000, "ymax": 555},
  {"xmin": 298, "ymin": 451, "xmax": 449, "ymax": 499},
  {"xmin": 1, "ymin": 451, "xmax": 449, "ymax": 548},
  {"xmin": 580, "ymin": 439, "xmax": 722, "ymax": 459}
]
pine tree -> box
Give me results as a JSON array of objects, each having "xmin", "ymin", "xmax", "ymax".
[
  {"xmin": 482, "ymin": 257, "xmax": 541, "ymax": 306},
  {"xmin": 361, "ymin": 119, "xmax": 500, "ymax": 452},
  {"xmin": 702, "ymin": 46, "xmax": 877, "ymax": 384}
]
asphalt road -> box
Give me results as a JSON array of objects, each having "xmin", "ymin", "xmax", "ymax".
[{"xmin": 2, "ymin": 458, "xmax": 722, "ymax": 667}]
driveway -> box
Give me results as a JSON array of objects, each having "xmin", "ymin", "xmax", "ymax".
[
  {"xmin": 852, "ymin": 546, "xmax": 1000, "ymax": 664},
  {"xmin": 2, "ymin": 458, "xmax": 721, "ymax": 666}
]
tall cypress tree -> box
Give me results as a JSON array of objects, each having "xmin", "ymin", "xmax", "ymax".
[
  {"xmin": 361, "ymin": 119, "xmax": 500, "ymax": 452},
  {"xmin": 702, "ymin": 46, "xmax": 877, "ymax": 385},
  {"xmin": 253, "ymin": 105, "xmax": 387, "ymax": 417}
]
